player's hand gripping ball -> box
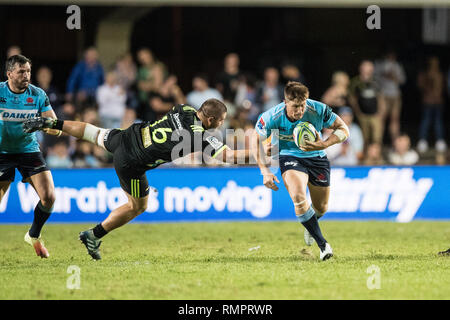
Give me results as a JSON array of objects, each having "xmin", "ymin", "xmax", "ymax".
[{"xmin": 293, "ymin": 122, "xmax": 316, "ymax": 149}]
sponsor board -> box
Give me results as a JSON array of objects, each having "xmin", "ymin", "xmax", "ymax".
[{"xmin": 0, "ymin": 166, "xmax": 449, "ymax": 223}]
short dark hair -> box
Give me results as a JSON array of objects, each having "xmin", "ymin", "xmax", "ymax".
[
  {"xmin": 6, "ymin": 54, "xmax": 32, "ymax": 73},
  {"xmin": 199, "ymin": 98, "xmax": 227, "ymax": 119},
  {"xmin": 284, "ymin": 81, "xmax": 309, "ymax": 102},
  {"xmin": 194, "ymin": 73, "xmax": 209, "ymax": 84}
]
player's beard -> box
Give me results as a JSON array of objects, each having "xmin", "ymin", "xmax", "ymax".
[{"xmin": 14, "ymin": 78, "xmax": 29, "ymax": 91}]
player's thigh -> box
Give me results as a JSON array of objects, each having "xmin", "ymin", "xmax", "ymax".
[
  {"xmin": 0, "ymin": 181, "xmax": 12, "ymax": 202},
  {"xmin": 113, "ymin": 148, "xmax": 150, "ymax": 201},
  {"xmin": 281, "ymin": 169, "xmax": 309, "ymax": 210},
  {"xmin": 28, "ymin": 170, "xmax": 56, "ymax": 206},
  {"xmin": 125, "ymin": 192, "xmax": 149, "ymax": 214},
  {"xmin": 308, "ymin": 183, "xmax": 330, "ymax": 214}
]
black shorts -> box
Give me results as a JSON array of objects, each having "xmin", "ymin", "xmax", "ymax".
[
  {"xmin": 0, "ymin": 152, "xmax": 49, "ymax": 183},
  {"xmin": 104, "ymin": 129, "xmax": 150, "ymax": 198},
  {"xmin": 279, "ymin": 155, "xmax": 330, "ymax": 187}
]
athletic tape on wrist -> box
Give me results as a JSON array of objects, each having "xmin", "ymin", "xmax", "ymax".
[{"xmin": 333, "ymin": 129, "xmax": 348, "ymax": 142}]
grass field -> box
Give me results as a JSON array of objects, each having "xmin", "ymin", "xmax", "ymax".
[{"xmin": 0, "ymin": 221, "xmax": 449, "ymax": 300}]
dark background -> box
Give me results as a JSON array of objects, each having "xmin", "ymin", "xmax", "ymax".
[{"xmin": 0, "ymin": 5, "xmax": 449, "ymax": 143}]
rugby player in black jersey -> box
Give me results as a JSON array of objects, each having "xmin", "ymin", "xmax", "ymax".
[{"xmin": 24, "ymin": 98, "xmax": 249, "ymax": 260}]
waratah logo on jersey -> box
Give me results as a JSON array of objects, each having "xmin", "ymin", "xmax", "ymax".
[{"xmin": 0, "ymin": 109, "xmax": 38, "ymax": 122}]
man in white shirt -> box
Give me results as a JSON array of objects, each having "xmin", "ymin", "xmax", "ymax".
[
  {"xmin": 186, "ymin": 73, "xmax": 223, "ymax": 109},
  {"xmin": 374, "ymin": 51, "xmax": 406, "ymax": 144},
  {"xmin": 96, "ymin": 71, "xmax": 127, "ymax": 129}
]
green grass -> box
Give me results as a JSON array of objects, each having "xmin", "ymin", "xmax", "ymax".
[{"xmin": 0, "ymin": 221, "xmax": 449, "ymax": 300}]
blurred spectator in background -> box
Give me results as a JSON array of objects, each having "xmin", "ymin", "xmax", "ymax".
[
  {"xmin": 416, "ymin": 56, "xmax": 447, "ymax": 154},
  {"xmin": 186, "ymin": 73, "xmax": 223, "ymax": 108},
  {"xmin": 58, "ymin": 102, "xmax": 77, "ymax": 120},
  {"xmin": 81, "ymin": 107, "xmax": 100, "ymax": 126},
  {"xmin": 159, "ymin": 75, "xmax": 185, "ymax": 105},
  {"xmin": 141, "ymin": 94, "xmax": 173, "ymax": 122},
  {"xmin": 388, "ymin": 133, "xmax": 419, "ymax": 166},
  {"xmin": 6, "ymin": 45, "xmax": 21, "ymax": 58},
  {"xmin": 349, "ymin": 60, "xmax": 384, "ymax": 148},
  {"xmin": 215, "ymin": 53, "xmax": 241, "ymax": 103},
  {"xmin": 114, "ymin": 52, "xmax": 137, "ymax": 91},
  {"xmin": 362, "ymin": 143, "xmax": 385, "ymax": 166},
  {"xmin": 96, "ymin": 70, "xmax": 127, "ymax": 129},
  {"xmin": 66, "ymin": 47, "xmax": 104, "ymax": 108},
  {"xmin": 36, "ymin": 66, "xmax": 61, "ymax": 114},
  {"xmin": 46, "ymin": 141, "xmax": 73, "ymax": 168},
  {"xmin": 72, "ymin": 141, "xmax": 101, "ymax": 168},
  {"xmin": 326, "ymin": 107, "xmax": 364, "ymax": 166},
  {"xmin": 136, "ymin": 48, "xmax": 167, "ymax": 104},
  {"xmin": 235, "ymin": 73, "xmax": 259, "ymax": 123},
  {"xmin": 255, "ymin": 67, "xmax": 284, "ymax": 112},
  {"xmin": 1, "ymin": 45, "xmax": 22, "ymax": 80},
  {"xmin": 281, "ymin": 63, "xmax": 304, "ymax": 86},
  {"xmin": 321, "ymin": 71, "xmax": 350, "ymax": 109},
  {"xmin": 374, "ymin": 51, "xmax": 406, "ymax": 144}
]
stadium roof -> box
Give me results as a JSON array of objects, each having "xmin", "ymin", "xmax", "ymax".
[{"xmin": 1, "ymin": 0, "xmax": 450, "ymax": 8}]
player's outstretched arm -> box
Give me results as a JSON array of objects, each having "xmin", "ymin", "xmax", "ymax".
[
  {"xmin": 250, "ymin": 131, "xmax": 279, "ymax": 191},
  {"xmin": 23, "ymin": 117, "xmax": 107, "ymax": 148},
  {"xmin": 300, "ymin": 116, "xmax": 349, "ymax": 152}
]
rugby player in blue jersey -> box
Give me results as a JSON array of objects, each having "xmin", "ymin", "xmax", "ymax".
[
  {"xmin": 252, "ymin": 81, "xmax": 349, "ymax": 261},
  {"xmin": 0, "ymin": 55, "xmax": 60, "ymax": 258}
]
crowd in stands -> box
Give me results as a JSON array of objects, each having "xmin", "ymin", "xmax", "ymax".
[{"xmin": 3, "ymin": 45, "xmax": 449, "ymax": 168}]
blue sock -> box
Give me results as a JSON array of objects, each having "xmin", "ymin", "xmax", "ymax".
[
  {"xmin": 297, "ymin": 206, "xmax": 327, "ymax": 250},
  {"xmin": 29, "ymin": 201, "xmax": 52, "ymax": 238}
]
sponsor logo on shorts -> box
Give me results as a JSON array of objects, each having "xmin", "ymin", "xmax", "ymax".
[
  {"xmin": 315, "ymin": 173, "xmax": 328, "ymax": 183},
  {"xmin": 284, "ymin": 161, "xmax": 298, "ymax": 167}
]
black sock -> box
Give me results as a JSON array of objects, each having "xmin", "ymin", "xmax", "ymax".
[
  {"xmin": 302, "ymin": 214, "xmax": 327, "ymax": 251},
  {"xmin": 29, "ymin": 201, "xmax": 52, "ymax": 238},
  {"xmin": 93, "ymin": 224, "xmax": 108, "ymax": 239}
]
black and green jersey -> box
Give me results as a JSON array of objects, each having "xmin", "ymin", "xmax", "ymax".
[{"xmin": 121, "ymin": 104, "xmax": 226, "ymax": 168}]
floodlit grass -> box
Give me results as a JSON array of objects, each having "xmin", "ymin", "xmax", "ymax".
[{"xmin": 0, "ymin": 221, "xmax": 449, "ymax": 299}]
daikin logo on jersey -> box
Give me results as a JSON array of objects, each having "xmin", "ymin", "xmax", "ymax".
[{"xmin": 0, "ymin": 167, "xmax": 447, "ymax": 222}]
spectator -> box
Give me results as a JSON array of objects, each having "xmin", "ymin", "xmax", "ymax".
[
  {"xmin": 46, "ymin": 141, "xmax": 73, "ymax": 169},
  {"xmin": 159, "ymin": 75, "xmax": 185, "ymax": 105},
  {"xmin": 186, "ymin": 73, "xmax": 223, "ymax": 108},
  {"xmin": 326, "ymin": 107, "xmax": 364, "ymax": 166},
  {"xmin": 96, "ymin": 70, "xmax": 127, "ymax": 129},
  {"xmin": 349, "ymin": 60, "xmax": 384, "ymax": 148},
  {"xmin": 1, "ymin": 45, "xmax": 21, "ymax": 80},
  {"xmin": 321, "ymin": 71, "xmax": 350, "ymax": 108},
  {"xmin": 281, "ymin": 63, "xmax": 304, "ymax": 86},
  {"xmin": 374, "ymin": 51, "xmax": 406, "ymax": 144},
  {"xmin": 141, "ymin": 94, "xmax": 173, "ymax": 122},
  {"xmin": 362, "ymin": 143, "xmax": 385, "ymax": 166},
  {"xmin": 72, "ymin": 141, "xmax": 101, "ymax": 168},
  {"xmin": 215, "ymin": 53, "xmax": 241, "ymax": 103},
  {"xmin": 36, "ymin": 66, "xmax": 61, "ymax": 113},
  {"xmin": 388, "ymin": 133, "xmax": 419, "ymax": 166},
  {"xmin": 114, "ymin": 52, "xmax": 137, "ymax": 91},
  {"xmin": 255, "ymin": 67, "xmax": 284, "ymax": 112},
  {"xmin": 136, "ymin": 48, "xmax": 167, "ymax": 104},
  {"xmin": 416, "ymin": 56, "xmax": 447, "ymax": 153},
  {"xmin": 66, "ymin": 47, "xmax": 105, "ymax": 107}
]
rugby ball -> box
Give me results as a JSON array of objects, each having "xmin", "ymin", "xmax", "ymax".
[{"xmin": 293, "ymin": 122, "xmax": 316, "ymax": 148}]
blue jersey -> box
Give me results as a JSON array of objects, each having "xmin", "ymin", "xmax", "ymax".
[
  {"xmin": 0, "ymin": 81, "xmax": 52, "ymax": 154},
  {"xmin": 255, "ymin": 99, "xmax": 337, "ymax": 158}
]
